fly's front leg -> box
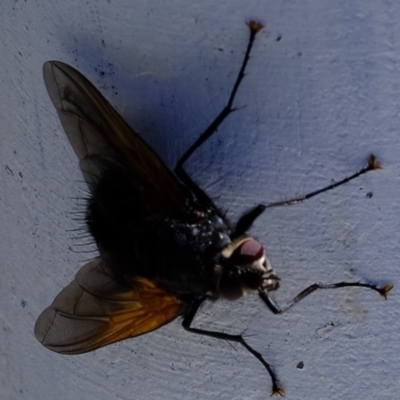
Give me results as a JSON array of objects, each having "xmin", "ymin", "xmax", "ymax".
[
  {"xmin": 259, "ymin": 281, "xmax": 393, "ymax": 315},
  {"xmin": 175, "ymin": 21, "xmax": 264, "ymax": 206},
  {"xmin": 234, "ymin": 204, "xmax": 266, "ymax": 236},
  {"xmin": 234, "ymin": 155, "xmax": 381, "ymax": 236},
  {"xmin": 182, "ymin": 296, "xmax": 285, "ymax": 396}
]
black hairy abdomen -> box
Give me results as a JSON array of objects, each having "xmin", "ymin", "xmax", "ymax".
[{"xmin": 86, "ymin": 165, "xmax": 150, "ymax": 253}]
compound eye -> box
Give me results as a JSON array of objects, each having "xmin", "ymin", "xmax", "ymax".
[{"xmin": 230, "ymin": 238, "xmax": 264, "ymax": 265}]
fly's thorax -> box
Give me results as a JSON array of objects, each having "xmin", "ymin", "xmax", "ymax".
[
  {"xmin": 216, "ymin": 237, "xmax": 280, "ymax": 301},
  {"xmin": 163, "ymin": 205, "xmax": 231, "ymax": 255},
  {"xmin": 147, "ymin": 205, "xmax": 232, "ymax": 296}
]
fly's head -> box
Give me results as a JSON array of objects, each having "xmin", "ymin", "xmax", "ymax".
[{"xmin": 217, "ymin": 237, "xmax": 280, "ymax": 301}]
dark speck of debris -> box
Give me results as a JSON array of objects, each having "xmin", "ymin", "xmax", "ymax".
[
  {"xmin": 100, "ymin": 71, "xmax": 105, "ymax": 77},
  {"xmin": 19, "ymin": 172, "xmax": 23, "ymax": 178},
  {"xmin": 5, "ymin": 165, "xmax": 14, "ymax": 175},
  {"xmin": 21, "ymin": 300, "xmax": 26, "ymax": 308},
  {"xmin": 366, "ymin": 192, "xmax": 373, "ymax": 199},
  {"xmin": 297, "ymin": 52, "xmax": 302, "ymax": 57},
  {"xmin": 276, "ymin": 34, "xmax": 282, "ymax": 42},
  {"xmin": 296, "ymin": 361, "xmax": 304, "ymax": 369}
]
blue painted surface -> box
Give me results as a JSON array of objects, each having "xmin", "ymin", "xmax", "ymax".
[{"xmin": 1, "ymin": 1, "xmax": 399, "ymax": 399}]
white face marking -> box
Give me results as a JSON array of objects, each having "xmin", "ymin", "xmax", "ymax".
[
  {"xmin": 260, "ymin": 257, "xmax": 280, "ymax": 291},
  {"xmin": 238, "ymin": 252, "xmax": 268, "ymax": 273},
  {"xmin": 264, "ymin": 256, "xmax": 273, "ymax": 272}
]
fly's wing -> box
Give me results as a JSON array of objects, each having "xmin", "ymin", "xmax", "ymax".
[
  {"xmin": 34, "ymin": 259, "xmax": 186, "ymax": 354},
  {"xmin": 43, "ymin": 61, "xmax": 185, "ymax": 219},
  {"xmin": 37, "ymin": 62, "xmax": 188, "ymax": 353}
]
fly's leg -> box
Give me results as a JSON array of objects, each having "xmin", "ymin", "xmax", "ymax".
[
  {"xmin": 175, "ymin": 21, "xmax": 264, "ymax": 206},
  {"xmin": 234, "ymin": 204, "xmax": 269, "ymax": 236},
  {"xmin": 234, "ymin": 155, "xmax": 381, "ymax": 236},
  {"xmin": 182, "ymin": 297, "xmax": 285, "ymax": 397},
  {"xmin": 260, "ymin": 281, "xmax": 393, "ymax": 314}
]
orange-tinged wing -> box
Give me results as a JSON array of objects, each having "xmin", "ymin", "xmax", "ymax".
[
  {"xmin": 34, "ymin": 259, "xmax": 187, "ymax": 354},
  {"xmin": 43, "ymin": 61, "xmax": 185, "ymax": 221}
]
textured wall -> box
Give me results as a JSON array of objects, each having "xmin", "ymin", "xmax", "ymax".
[{"xmin": 1, "ymin": 1, "xmax": 399, "ymax": 399}]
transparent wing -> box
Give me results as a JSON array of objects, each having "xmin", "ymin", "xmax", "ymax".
[
  {"xmin": 34, "ymin": 259, "xmax": 186, "ymax": 354},
  {"xmin": 43, "ymin": 61, "xmax": 185, "ymax": 219}
]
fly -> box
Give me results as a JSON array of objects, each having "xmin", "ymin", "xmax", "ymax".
[{"xmin": 35, "ymin": 21, "xmax": 392, "ymax": 396}]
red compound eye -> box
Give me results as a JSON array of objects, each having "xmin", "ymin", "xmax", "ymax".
[{"xmin": 230, "ymin": 239, "xmax": 264, "ymax": 265}]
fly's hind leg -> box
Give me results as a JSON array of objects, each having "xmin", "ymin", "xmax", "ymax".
[{"xmin": 175, "ymin": 21, "xmax": 264, "ymax": 206}]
